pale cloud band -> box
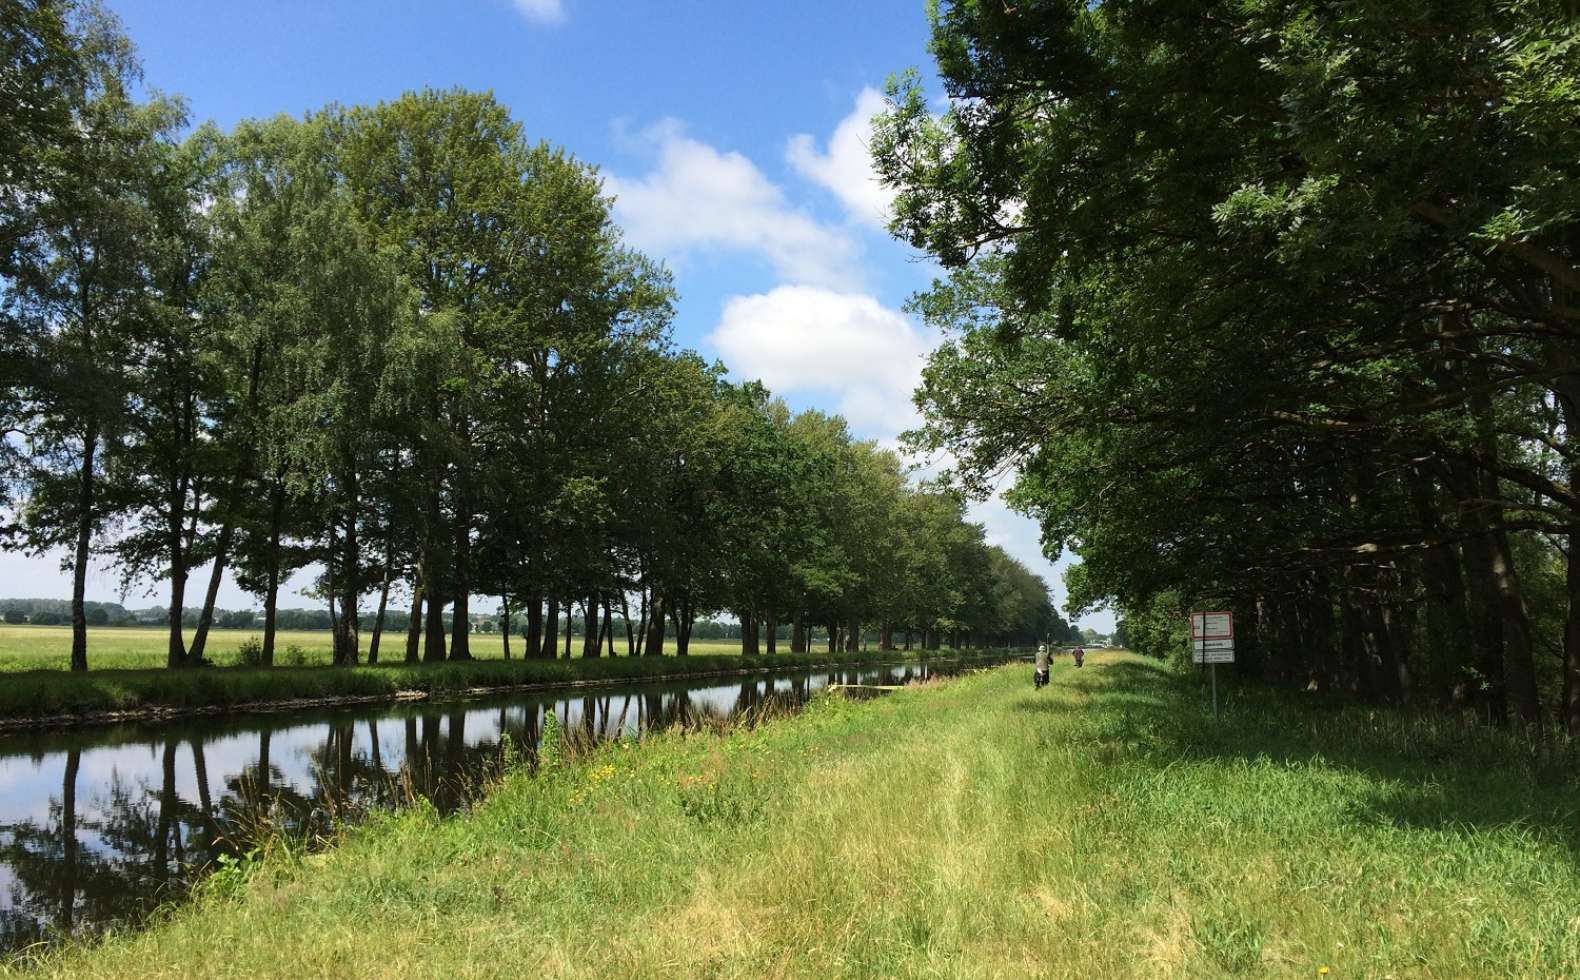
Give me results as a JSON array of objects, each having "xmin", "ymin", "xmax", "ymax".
[
  {"xmin": 510, "ymin": 0, "xmax": 566, "ymax": 25},
  {"xmin": 786, "ymin": 87, "xmax": 897, "ymax": 231},
  {"xmin": 708, "ymin": 285, "xmax": 928, "ymax": 440},
  {"xmin": 605, "ymin": 121, "xmax": 864, "ymax": 292}
]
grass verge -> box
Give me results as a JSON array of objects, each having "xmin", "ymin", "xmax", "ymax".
[
  {"xmin": 0, "ymin": 647, "xmax": 1004, "ymax": 725},
  {"xmin": 12, "ymin": 652, "xmax": 1578, "ymax": 978}
]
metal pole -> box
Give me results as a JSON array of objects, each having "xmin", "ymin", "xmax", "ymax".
[{"xmin": 1210, "ymin": 662, "xmax": 1219, "ymax": 720}]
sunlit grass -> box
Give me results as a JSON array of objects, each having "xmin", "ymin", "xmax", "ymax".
[
  {"xmin": 0, "ymin": 625, "xmax": 749, "ymax": 672},
  {"xmin": 0, "ymin": 627, "xmax": 990, "ymax": 721},
  {"xmin": 16, "ymin": 652, "xmax": 1577, "ymax": 978}
]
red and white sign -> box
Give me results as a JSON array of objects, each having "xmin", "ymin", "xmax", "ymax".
[
  {"xmin": 1190, "ymin": 611, "xmax": 1233, "ymax": 640},
  {"xmin": 1190, "ymin": 611, "xmax": 1235, "ymax": 664}
]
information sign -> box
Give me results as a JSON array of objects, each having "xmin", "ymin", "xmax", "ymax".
[{"xmin": 1190, "ymin": 610, "xmax": 1234, "ymax": 719}]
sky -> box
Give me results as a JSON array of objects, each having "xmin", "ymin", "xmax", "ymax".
[{"xmin": 0, "ymin": 0, "xmax": 1114, "ymax": 631}]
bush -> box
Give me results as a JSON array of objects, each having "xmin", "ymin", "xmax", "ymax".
[
  {"xmin": 282, "ymin": 644, "xmax": 311, "ymax": 667},
  {"xmin": 30, "ymin": 611, "xmax": 63, "ymax": 626},
  {"xmin": 3, "ymin": 611, "xmax": 25, "ymax": 625},
  {"xmin": 236, "ymin": 637, "xmax": 265, "ymax": 667}
]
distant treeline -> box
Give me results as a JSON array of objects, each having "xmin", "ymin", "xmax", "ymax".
[{"xmin": 0, "ymin": 597, "xmax": 1087, "ymax": 650}]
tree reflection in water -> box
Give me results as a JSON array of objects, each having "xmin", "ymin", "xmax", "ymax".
[{"xmin": 0, "ymin": 659, "xmax": 979, "ymax": 951}]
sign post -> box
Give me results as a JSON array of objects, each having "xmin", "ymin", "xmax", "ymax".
[{"xmin": 1190, "ymin": 611, "xmax": 1234, "ymax": 719}]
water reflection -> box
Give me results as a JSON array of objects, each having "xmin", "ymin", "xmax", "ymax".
[{"xmin": 0, "ymin": 661, "xmax": 965, "ymax": 951}]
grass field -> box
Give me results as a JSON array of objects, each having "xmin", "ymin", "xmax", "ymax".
[
  {"xmin": 0, "ymin": 625, "xmax": 749, "ymax": 672},
  {"xmin": 0, "ymin": 626, "xmax": 992, "ymax": 722},
  {"xmin": 16, "ymin": 652, "xmax": 1577, "ymax": 978}
]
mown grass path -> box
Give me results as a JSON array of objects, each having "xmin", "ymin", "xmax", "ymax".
[{"xmin": 16, "ymin": 653, "xmax": 1579, "ymax": 978}]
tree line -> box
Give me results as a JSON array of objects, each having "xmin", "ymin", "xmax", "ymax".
[
  {"xmin": 874, "ymin": 0, "xmax": 1580, "ymax": 733},
  {"xmin": 0, "ymin": 1, "xmax": 1070, "ymax": 671}
]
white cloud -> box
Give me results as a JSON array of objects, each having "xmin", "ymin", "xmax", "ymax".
[
  {"xmin": 786, "ymin": 87, "xmax": 896, "ymax": 231},
  {"xmin": 604, "ymin": 122, "xmax": 862, "ymax": 291},
  {"xmin": 708, "ymin": 285, "xmax": 930, "ymax": 439},
  {"xmin": 509, "ymin": 0, "xmax": 565, "ymax": 25}
]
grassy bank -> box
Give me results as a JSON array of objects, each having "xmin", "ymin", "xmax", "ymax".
[
  {"xmin": 0, "ymin": 625, "xmax": 750, "ymax": 672},
  {"xmin": 16, "ymin": 653, "xmax": 1578, "ymax": 978},
  {"xmin": 0, "ymin": 645, "xmax": 1001, "ymax": 724}
]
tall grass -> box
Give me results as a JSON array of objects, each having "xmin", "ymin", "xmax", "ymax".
[{"xmin": 14, "ymin": 652, "xmax": 1577, "ymax": 978}]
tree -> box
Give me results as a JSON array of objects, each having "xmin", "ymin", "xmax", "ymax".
[
  {"xmin": 876, "ymin": 0, "xmax": 1580, "ymax": 728},
  {"xmin": 7, "ymin": 5, "xmax": 181, "ymax": 670}
]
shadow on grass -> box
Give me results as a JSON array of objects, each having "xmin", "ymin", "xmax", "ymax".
[{"xmin": 1016, "ymin": 656, "xmax": 1580, "ymax": 860}]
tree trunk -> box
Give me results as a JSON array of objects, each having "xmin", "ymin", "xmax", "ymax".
[
  {"xmin": 526, "ymin": 593, "xmax": 543, "ymax": 659},
  {"xmin": 404, "ymin": 577, "xmax": 423, "ymax": 664},
  {"xmin": 424, "ymin": 591, "xmax": 447, "ymax": 663},
  {"xmin": 1409, "ymin": 468, "xmax": 1474, "ymax": 705},
  {"xmin": 601, "ymin": 598, "xmax": 615, "ymax": 656},
  {"xmin": 1460, "ymin": 519, "xmax": 1508, "ymax": 724},
  {"xmin": 563, "ymin": 599, "xmax": 573, "ymax": 658},
  {"xmin": 828, "ymin": 623, "xmax": 839, "ymax": 655},
  {"xmin": 541, "ymin": 595, "xmax": 559, "ymax": 659},
  {"xmin": 369, "ymin": 570, "xmax": 390, "ymax": 665},
  {"xmin": 421, "ymin": 461, "xmax": 445, "ymax": 663},
  {"xmin": 791, "ymin": 609, "xmax": 805, "ymax": 653},
  {"xmin": 1566, "ymin": 514, "xmax": 1580, "ymax": 737},
  {"xmin": 741, "ymin": 609, "xmax": 758, "ymax": 656},
  {"xmin": 1490, "ymin": 528, "xmax": 1542, "ymax": 729},
  {"xmin": 334, "ymin": 493, "xmax": 360, "ymax": 666},
  {"xmin": 765, "ymin": 611, "xmax": 777, "ymax": 655},
  {"xmin": 164, "ymin": 518, "xmax": 189, "ymax": 670},
  {"xmin": 187, "ymin": 517, "xmax": 236, "ymax": 666},
  {"xmin": 620, "ymin": 591, "xmax": 635, "ymax": 655},
  {"xmin": 188, "ymin": 343, "xmax": 265, "ymax": 666},
  {"xmin": 845, "ymin": 621, "xmax": 860, "ymax": 653},
  {"xmin": 163, "ymin": 468, "xmax": 190, "ymax": 670},
  {"xmin": 261, "ymin": 479, "xmax": 285, "ymax": 667},
  {"xmin": 583, "ymin": 596, "xmax": 600, "ymax": 657},
  {"xmin": 501, "ymin": 594, "xmax": 511, "ymax": 660},
  {"xmin": 65, "ymin": 420, "xmax": 95, "ymax": 673},
  {"xmin": 644, "ymin": 589, "xmax": 666, "ymax": 656},
  {"xmin": 449, "ymin": 529, "xmax": 471, "ymax": 662}
]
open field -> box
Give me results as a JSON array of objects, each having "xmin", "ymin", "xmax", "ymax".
[
  {"xmin": 0, "ymin": 626, "xmax": 999, "ymax": 724},
  {"xmin": 16, "ymin": 652, "xmax": 1578, "ymax": 978},
  {"xmin": 0, "ymin": 625, "xmax": 752, "ymax": 672}
]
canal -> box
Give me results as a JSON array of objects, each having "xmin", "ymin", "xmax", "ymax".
[{"xmin": 0, "ymin": 659, "xmax": 981, "ymax": 952}]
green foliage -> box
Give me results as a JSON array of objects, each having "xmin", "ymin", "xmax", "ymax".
[
  {"xmin": 876, "ymin": 0, "xmax": 1580, "ymax": 729},
  {"xmin": 235, "ymin": 636, "xmax": 264, "ymax": 667},
  {"xmin": 1, "ymin": 8, "xmax": 1063, "ymax": 681}
]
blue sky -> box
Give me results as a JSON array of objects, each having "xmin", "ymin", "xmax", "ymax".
[{"xmin": 0, "ymin": 0, "xmax": 1113, "ymax": 630}]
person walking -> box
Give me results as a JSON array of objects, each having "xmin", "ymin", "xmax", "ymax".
[
  {"xmin": 1072, "ymin": 645, "xmax": 1085, "ymax": 668},
  {"xmin": 1034, "ymin": 643, "xmax": 1051, "ymax": 689}
]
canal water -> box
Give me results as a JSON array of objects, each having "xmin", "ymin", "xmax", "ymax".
[{"xmin": 0, "ymin": 660, "xmax": 975, "ymax": 952}]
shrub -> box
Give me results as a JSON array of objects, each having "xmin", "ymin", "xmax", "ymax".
[
  {"xmin": 282, "ymin": 643, "xmax": 311, "ymax": 667},
  {"xmin": 236, "ymin": 637, "xmax": 265, "ymax": 667},
  {"xmin": 3, "ymin": 611, "xmax": 25, "ymax": 625},
  {"xmin": 30, "ymin": 611, "xmax": 63, "ymax": 626}
]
